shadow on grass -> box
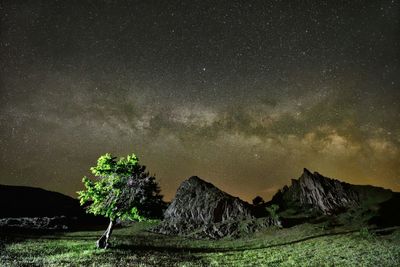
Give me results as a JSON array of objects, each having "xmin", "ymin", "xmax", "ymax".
[
  {"xmin": 111, "ymin": 231, "xmax": 357, "ymax": 254},
  {"xmin": 114, "ymin": 226, "xmax": 400, "ymax": 253},
  {"xmin": 2, "ymin": 226, "xmax": 399, "ymax": 254}
]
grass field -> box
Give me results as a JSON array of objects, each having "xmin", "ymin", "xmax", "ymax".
[{"xmin": 1, "ymin": 221, "xmax": 400, "ymax": 266}]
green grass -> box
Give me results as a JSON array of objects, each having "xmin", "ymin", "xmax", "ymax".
[{"xmin": 1, "ymin": 221, "xmax": 400, "ymax": 266}]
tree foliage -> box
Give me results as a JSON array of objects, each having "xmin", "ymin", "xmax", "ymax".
[{"xmin": 78, "ymin": 153, "xmax": 165, "ymax": 222}]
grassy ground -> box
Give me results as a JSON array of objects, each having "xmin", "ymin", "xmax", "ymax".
[{"xmin": 1, "ymin": 221, "xmax": 400, "ymax": 266}]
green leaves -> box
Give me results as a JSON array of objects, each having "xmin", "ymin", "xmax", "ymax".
[
  {"xmin": 90, "ymin": 153, "xmax": 116, "ymax": 177},
  {"xmin": 77, "ymin": 152, "xmax": 158, "ymax": 222},
  {"xmin": 89, "ymin": 153, "xmax": 139, "ymax": 177},
  {"xmin": 120, "ymin": 207, "xmax": 144, "ymax": 222}
]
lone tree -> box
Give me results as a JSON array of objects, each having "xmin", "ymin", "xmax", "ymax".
[{"xmin": 78, "ymin": 152, "xmax": 165, "ymax": 249}]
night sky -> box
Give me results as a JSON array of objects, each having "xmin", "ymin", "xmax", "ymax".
[{"xmin": 1, "ymin": 0, "xmax": 399, "ymax": 202}]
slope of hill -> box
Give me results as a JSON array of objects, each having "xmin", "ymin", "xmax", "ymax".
[
  {"xmin": 0, "ymin": 184, "xmax": 82, "ymax": 218},
  {"xmin": 0, "ymin": 184, "xmax": 106, "ymax": 230}
]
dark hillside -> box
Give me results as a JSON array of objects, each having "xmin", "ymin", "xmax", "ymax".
[
  {"xmin": 0, "ymin": 184, "xmax": 106, "ymax": 230},
  {"xmin": 0, "ymin": 184, "xmax": 82, "ymax": 218}
]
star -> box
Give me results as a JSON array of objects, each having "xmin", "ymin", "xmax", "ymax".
[{"xmin": 0, "ymin": 0, "xmax": 398, "ymax": 202}]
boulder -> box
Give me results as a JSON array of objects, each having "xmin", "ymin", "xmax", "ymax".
[{"xmin": 153, "ymin": 176, "xmax": 280, "ymax": 238}]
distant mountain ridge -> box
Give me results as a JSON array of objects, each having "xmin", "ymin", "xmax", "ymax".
[
  {"xmin": 0, "ymin": 184, "xmax": 82, "ymax": 218},
  {"xmin": 0, "ymin": 184, "xmax": 106, "ymax": 230}
]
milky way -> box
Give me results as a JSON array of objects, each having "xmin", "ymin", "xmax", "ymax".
[{"xmin": 1, "ymin": 0, "xmax": 399, "ymax": 201}]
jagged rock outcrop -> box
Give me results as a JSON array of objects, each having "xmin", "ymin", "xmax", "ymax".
[
  {"xmin": 271, "ymin": 168, "xmax": 360, "ymax": 215},
  {"xmin": 153, "ymin": 176, "xmax": 280, "ymax": 238}
]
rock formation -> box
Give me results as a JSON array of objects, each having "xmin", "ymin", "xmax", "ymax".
[
  {"xmin": 271, "ymin": 168, "xmax": 360, "ymax": 215},
  {"xmin": 153, "ymin": 176, "xmax": 280, "ymax": 238}
]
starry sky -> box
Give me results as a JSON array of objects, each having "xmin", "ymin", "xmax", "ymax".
[{"xmin": 1, "ymin": 0, "xmax": 399, "ymax": 202}]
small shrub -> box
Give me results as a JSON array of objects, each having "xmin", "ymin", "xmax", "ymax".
[
  {"xmin": 266, "ymin": 204, "xmax": 280, "ymax": 221},
  {"xmin": 359, "ymin": 227, "xmax": 376, "ymax": 240}
]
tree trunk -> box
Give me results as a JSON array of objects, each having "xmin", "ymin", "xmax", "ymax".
[{"xmin": 96, "ymin": 219, "xmax": 115, "ymax": 249}]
